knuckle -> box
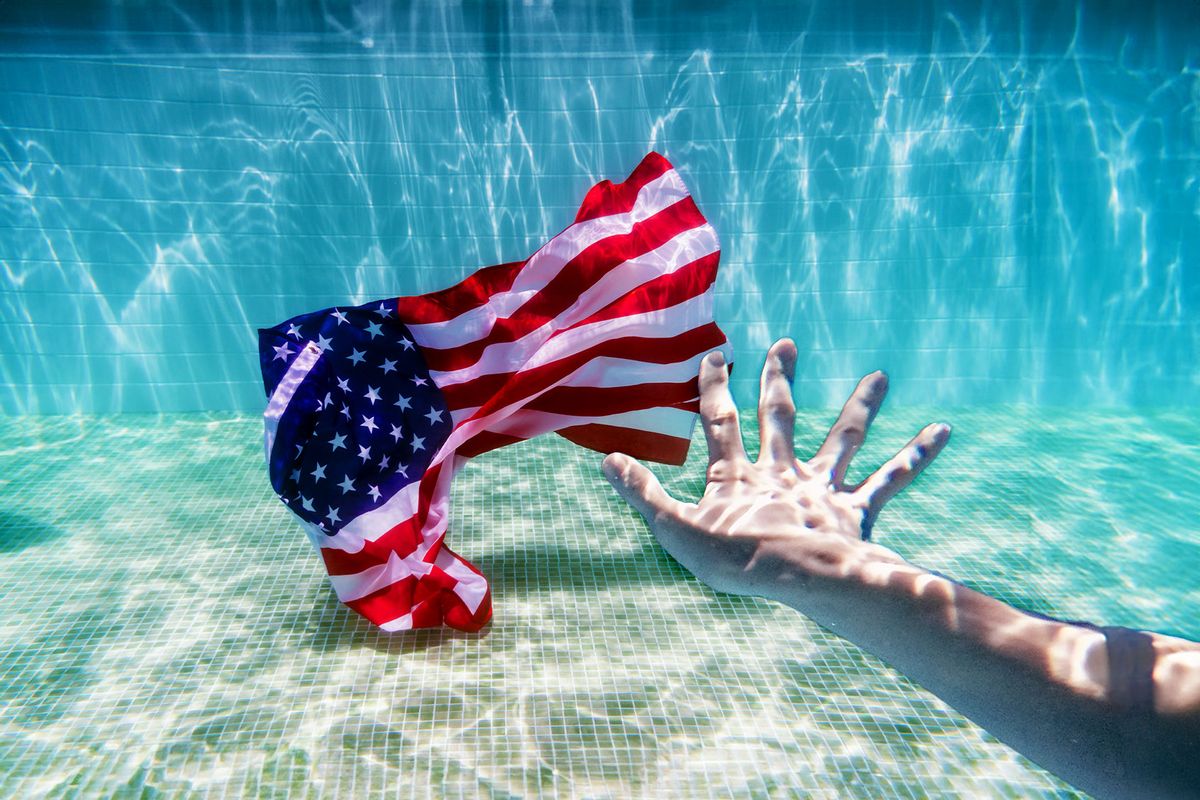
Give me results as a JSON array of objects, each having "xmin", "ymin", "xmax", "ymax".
[
  {"xmin": 707, "ymin": 409, "xmax": 738, "ymax": 428},
  {"xmin": 764, "ymin": 396, "xmax": 795, "ymax": 416},
  {"xmin": 767, "ymin": 460, "xmax": 794, "ymax": 476},
  {"xmin": 838, "ymin": 424, "xmax": 864, "ymax": 442}
]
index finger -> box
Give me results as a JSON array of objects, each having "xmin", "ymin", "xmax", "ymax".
[{"xmin": 698, "ymin": 350, "xmax": 746, "ymax": 468}]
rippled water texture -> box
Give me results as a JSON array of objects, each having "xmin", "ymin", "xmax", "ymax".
[
  {"xmin": 1, "ymin": 408, "xmax": 1198, "ymax": 797},
  {"xmin": 0, "ymin": 2, "xmax": 1197, "ymax": 798},
  {"xmin": 0, "ymin": 1, "xmax": 1196, "ymax": 413}
]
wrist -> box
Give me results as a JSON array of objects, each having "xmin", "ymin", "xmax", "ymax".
[{"xmin": 745, "ymin": 532, "xmax": 913, "ymax": 615}]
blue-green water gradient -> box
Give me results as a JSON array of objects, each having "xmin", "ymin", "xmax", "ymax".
[{"xmin": 1, "ymin": 1, "xmax": 1196, "ymax": 413}]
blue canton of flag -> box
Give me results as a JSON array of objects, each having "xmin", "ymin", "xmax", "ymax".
[{"xmin": 258, "ymin": 301, "xmax": 453, "ymax": 537}]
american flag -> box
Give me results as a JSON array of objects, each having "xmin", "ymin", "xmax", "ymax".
[{"xmin": 258, "ymin": 152, "xmax": 729, "ymax": 632}]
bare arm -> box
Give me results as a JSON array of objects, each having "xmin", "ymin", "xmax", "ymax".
[{"xmin": 603, "ymin": 340, "xmax": 1200, "ymax": 800}]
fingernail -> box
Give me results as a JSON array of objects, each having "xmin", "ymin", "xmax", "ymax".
[
  {"xmin": 601, "ymin": 453, "xmax": 624, "ymax": 480},
  {"xmin": 706, "ymin": 351, "xmax": 726, "ymax": 367}
]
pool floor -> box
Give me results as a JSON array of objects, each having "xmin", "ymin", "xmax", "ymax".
[{"xmin": 2, "ymin": 407, "xmax": 1197, "ymax": 798}]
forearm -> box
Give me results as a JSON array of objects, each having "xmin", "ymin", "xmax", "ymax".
[{"xmin": 753, "ymin": 536, "xmax": 1200, "ymax": 800}]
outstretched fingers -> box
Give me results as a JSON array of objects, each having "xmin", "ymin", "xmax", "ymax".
[
  {"xmin": 699, "ymin": 350, "xmax": 746, "ymax": 468},
  {"xmin": 853, "ymin": 422, "xmax": 952, "ymax": 536},
  {"xmin": 602, "ymin": 452, "xmax": 687, "ymax": 526},
  {"xmin": 757, "ymin": 339, "xmax": 798, "ymax": 467},
  {"xmin": 812, "ymin": 371, "xmax": 889, "ymax": 486}
]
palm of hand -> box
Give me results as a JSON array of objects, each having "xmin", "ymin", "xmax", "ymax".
[{"xmin": 603, "ymin": 340, "xmax": 950, "ymax": 599}]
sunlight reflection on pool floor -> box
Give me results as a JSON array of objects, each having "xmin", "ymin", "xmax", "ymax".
[{"xmin": 1, "ymin": 408, "xmax": 1195, "ymax": 797}]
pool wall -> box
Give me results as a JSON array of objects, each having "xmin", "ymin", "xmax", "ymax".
[{"xmin": 1, "ymin": 0, "xmax": 1196, "ymax": 414}]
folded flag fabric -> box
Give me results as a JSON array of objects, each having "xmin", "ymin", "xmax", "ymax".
[{"xmin": 257, "ymin": 152, "xmax": 729, "ymax": 632}]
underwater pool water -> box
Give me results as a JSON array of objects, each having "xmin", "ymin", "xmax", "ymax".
[{"xmin": 1, "ymin": 1, "xmax": 1197, "ymax": 798}]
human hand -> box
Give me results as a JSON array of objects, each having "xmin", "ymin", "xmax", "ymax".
[
  {"xmin": 602, "ymin": 339, "xmax": 951, "ymax": 604},
  {"xmin": 605, "ymin": 341, "xmax": 1200, "ymax": 800}
]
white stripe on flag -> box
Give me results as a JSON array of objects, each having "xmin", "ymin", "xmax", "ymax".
[
  {"xmin": 263, "ymin": 340, "xmax": 323, "ymax": 462},
  {"xmin": 522, "ymin": 289, "xmax": 715, "ymax": 374},
  {"xmin": 446, "ymin": 346, "xmax": 732, "ymax": 427},
  {"xmin": 379, "ymin": 610, "xmax": 415, "ymax": 632},
  {"xmin": 435, "ymin": 548, "xmax": 489, "ymax": 614}
]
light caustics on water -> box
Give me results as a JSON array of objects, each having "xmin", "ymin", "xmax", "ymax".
[
  {"xmin": 0, "ymin": 2, "xmax": 1195, "ymax": 415},
  {"xmin": 0, "ymin": 2, "xmax": 1197, "ymax": 798}
]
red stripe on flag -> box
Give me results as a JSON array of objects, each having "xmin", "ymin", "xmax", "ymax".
[
  {"xmin": 563, "ymin": 251, "xmax": 720, "ymax": 333},
  {"xmin": 439, "ymin": 585, "xmax": 492, "ymax": 632},
  {"xmin": 526, "ymin": 380, "xmax": 701, "ymax": 417},
  {"xmin": 411, "ymin": 564, "xmax": 459, "ymax": 606},
  {"xmin": 345, "ymin": 575, "xmax": 417, "ymax": 627},
  {"xmin": 394, "ymin": 261, "xmax": 525, "ymax": 325},
  {"xmin": 418, "ymin": 197, "xmax": 708, "ymax": 372},
  {"xmin": 345, "ymin": 550, "xmax": 493, "ymax": 631},
  {"xmin": 573, "ymin": 152, "xmax": 673, "ymax": 224},
  {"xmin": 320, "ymin": 515, "xmax": 422, "ymax": 576},
  {"xmin": 411, "ymin": 597, "xmax": 446, "ymax": 629},
  {"xmin": 556, "ymin": 423, "xmax": 692, "ymax": 465},
  {"xmin": 434, "ymin": 542, "xmax": 489, "ymax": 633},
  {"xmin": 320, "ymin": 461, "xmax": 445, "ymax": 576},
  {"xmin": 440, "ymin": 321, "xmax": 727, "ymax": 414}
]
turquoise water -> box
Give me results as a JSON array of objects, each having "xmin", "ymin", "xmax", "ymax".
[
  {"xmin": 1, "ymin": 1, "xmax": 1196, "ymax": 413},
  {"xmin": 1, "ymin": 2, "xmax": 1198, "ymax": 798}
]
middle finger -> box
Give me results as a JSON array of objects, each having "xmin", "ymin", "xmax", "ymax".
[{"xmin": 757, "ymin": 338, "xmax": 798, "ymax": 467}]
